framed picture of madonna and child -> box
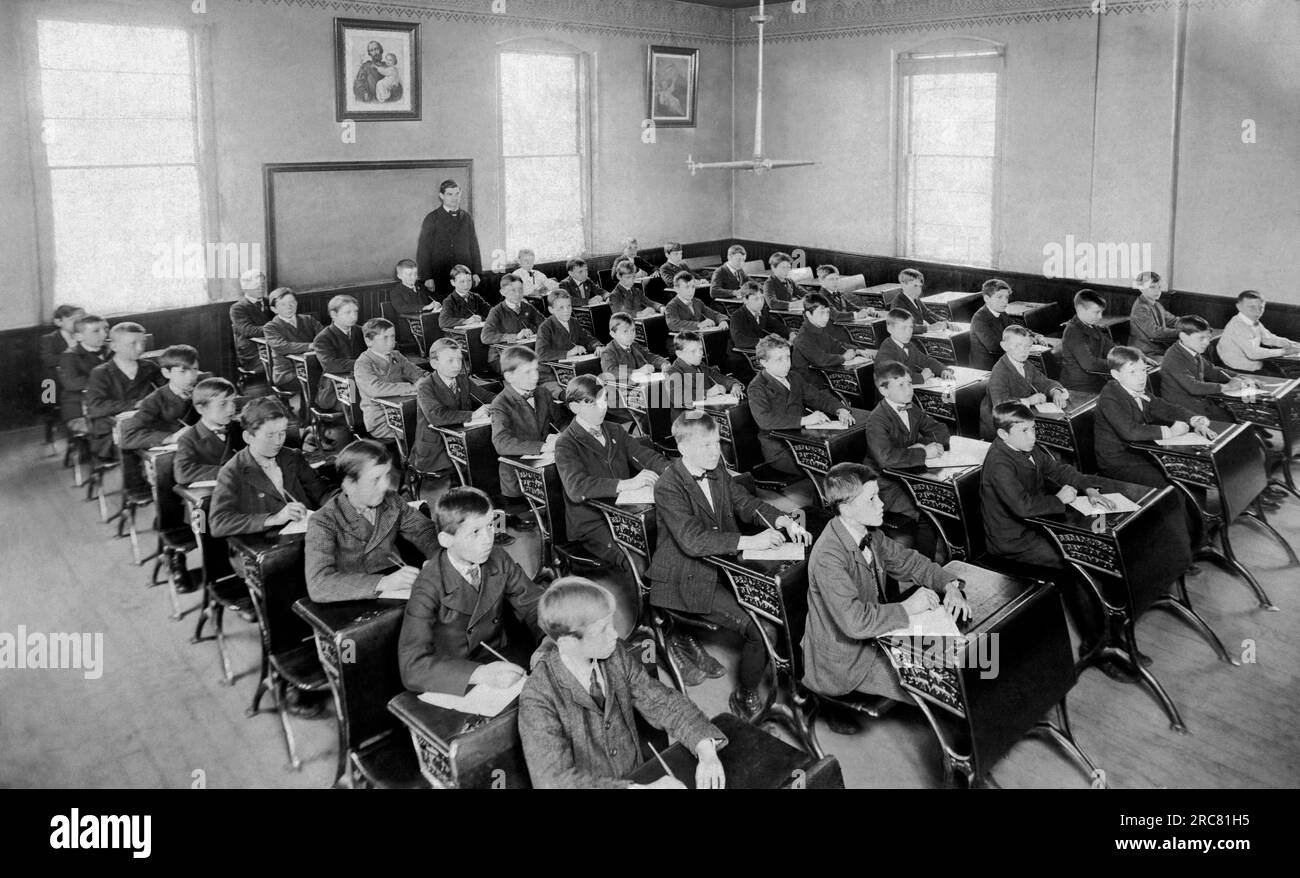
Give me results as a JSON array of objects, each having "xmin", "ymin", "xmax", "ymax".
[{"xmin": 334, "ymin": 18, "xmax": 421, "ymax": 122}]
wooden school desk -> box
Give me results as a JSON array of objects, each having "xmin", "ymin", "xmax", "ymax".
[
  {"xmin": 834, "ymin": 315, "xmax": 889, "ymax": 348},
  {"xmin": 433, "ymin": 420, "xmax": 497, "ymax": 494},
  {"xmin": 388, "ymin": 690, "xmax": 528, "ymax": 789},
  {"xmin": 1031, "ymin": 389, "xmax": 1098, "ymax": 473},
  {"xmin": 772, "ymin": 408, "xmax": 872, "ymax": 504},
  {"xmin": 574, "ymin": 302, "xmax": 612, "ymax": 344},
  {"xmin": 916, "ymin": 322, "xmax": 973, "ymax": 367},
  {"xmin": 1005, "ymin": 300, "xmax": 1059, "ymax": 336},
  {"xmin": 884, "ymin": 456, "xmax": 986, "ymax": 561},
  {"xmin": 912, "ymin": 368, "xmax": 989, "ymax": 438},
  {"xmin": 922, "ymin": 291, "xmax": 982, "ymax": 324},
  {"xmin": 813, "ymin": 359, "xmax": 878, "ymax": 410},
  {"xmin": 1214, "ymin": 377, "xmax": 1300, "ymax": 498}
]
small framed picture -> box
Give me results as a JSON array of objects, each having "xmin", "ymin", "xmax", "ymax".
[
  {"xmin": 645, "ymin": 45, "xmax": 698, "ymax": 128},
  {"xmin": 334, "ymin": 18, "xmax": 420, "ymax": 122}
]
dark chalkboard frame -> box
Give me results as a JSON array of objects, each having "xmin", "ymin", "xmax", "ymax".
[{"xmin": 263, "ymin": 159, "xmax": 473, "ymax": 290}]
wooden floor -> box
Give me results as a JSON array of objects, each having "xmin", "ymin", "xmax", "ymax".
[{"xmin": 2, "ymin": 425, "xmax": 1297, "ymax": 789}]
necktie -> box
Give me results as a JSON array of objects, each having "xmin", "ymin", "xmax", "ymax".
[
  {"xmin": 858, "ymin": 533, "xmax": 884, "ymax": 600},
  {"xmin": 588, "ymin": 667, "xmax": 605, "ymax": 713},
  {"xmin": 526, "ymin": 395, "xmax": 536, "ymax": 410},
  {"xmin": 894, "ymin": 403, "xmax": 913, "ymax": 412},
  {"xmin": 213, "ymin": 430, "xmax": 227, "ymax": 442},
  {"xmin": 589, "ymin": 427, "xmax": 605, "ymax": 447},
  {"xmin": 466, "ymin": 565, "xmax": 481, "ymax": 588}
]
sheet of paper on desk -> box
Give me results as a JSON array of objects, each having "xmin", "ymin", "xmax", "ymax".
[
  {"xmin": 925, "ymin": 436, "xmax": 991, "ymax": 468},
  {"xmin": 1030, "ymin": 344, "xmax": 1051, "ymax": 353},
  {"xmin": 418, "ymin": 676, "xmax": 525, "ymax": 718},
  {"xmin": 630, "ymin": 371, "xmax": 665, "ymax": 384},
  {"xmin": 277, "ymin": 511, "xmax": 314, "ymax": 536},
  {"xmin": 560, "ymin": 354, "xmax": 600, "ymax": 363},
  {"xmin": 885, "ymin": 608, "xmax": 961, "ymax": 638},
  {"xmin": 147, "ymin": 444, "xmax": 180, "ymax": 452},
  {"xmin": 843, "ymin": 356, "xmax": 873, "ymax": 368},
  {"xmin": 693, "ymin": 394, "xmax": 740, "ymax": 407},
  {"xmin": 1155, "ymin": 433, "xmax": 1213, "ymax": 446},
  {"xmin": 804, "ymin": 421, "xmax": 849, "ymax": 431},
  {"xmin": 741, "ymin": 543, "xmax": 805, "ymax": 561},
  {"xmin": 616, "ymin": 486, "xmax": 655, "ymax": 505},
  {"xmin": 521, "ymin": 454, "xmax": 556, "ymax": 466},
  {"xmin": 1221, "ymin": 386, "xmax": 1273, "ymax": 398},
  {"xmin": 916, "ymin": 378, "xmax": 956, "ymax": 390},
  {"xmin": 1033, "ymin": 402, "xmax": 1065, "ymax": 415},
  {"xmin": 188, "ymin": 479, "xmax": 217, "ymax": 489},
  {"xmin": 1069, "ymin": 493, "xmax": 1141, "ymax": 516}
]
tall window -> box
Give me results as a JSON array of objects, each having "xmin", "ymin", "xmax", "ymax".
[
  {"xmin": 897, "ymin": 45, "xmax": 1003, "ymax": 267},
  {"xmin": 498, "ymin": 49, "xmax": 588, "ymax": 262},
  {"xmin": 37, "ymin": 20, "xmax": 208, "ymax": 313}
]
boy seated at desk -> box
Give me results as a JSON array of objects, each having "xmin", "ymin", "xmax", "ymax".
[
  {"xmin": 512, "ymin": 247, "xmax": 555, "ymax": 298},
  {"xmin": 519, "ymin": 577, "xmax": 727, "ymax": 789},
  {"xmin": 601, "ymin": 311, "xmax": 668, "ymax": 381},
  {"xmin": 969, "ymin": 278, "xmax": 1046, "ymax": 370},
  {"xmin": 1217, "ymin": 288, "xmax": 1300, "ymax": 374},
  {"xmin": 763, "ymin": 251, "xmax": 801, "ymax": 311},
  {"xmin": 607, "ymin": 260, "xmax": 661, "ymax": 318},
  {"xmin": 658, "ymin": 240, "xmax": 687, "ymax": 287},
  {"xmin": 398, "ymin": 486, "xmax": 544, "ymax": 696},
  {"xmin": 41, "ymin": 304, "xmax": 82, "ymax": 414},
  {"xmin": 747, "ymin": 335, "xmax": 854, "ymax": 476},
  {"xmin": 537, "ymin": 290, "xmax": 602, "ymax": 372},
  {"xmin": 710, "ymin": 244, "xmax": 750, "ymax": 298},
  {"xmin": 803, "ymin": 462, "xmax": 968, "ymax": 731},
  {"xmin": 483, "ymin": 274, "xmax": 545, "ymax": 372},
  {"xmin": 354, "ymin": 317, "xmax": 425, "ymax": 441},
  {"xmin": 730, "ymin": 281, "xmax": 790, "ymax": 351},
  {"xmin": 174, "ymin": 377, "xmax": 240, "ymax": 486},
  {"xmin": 665, "ymin": 271, "xmax": 728, "ymax": 333},
  {"xmin": 305, "ymin": 439, "xmax": 440, "ymax": 603},
  {"xmin": 438, "ymin": 264, "xmax": 492, "ymax": 330},
  {"xmin": 57, "ymin": 313, "xmax": 110, "ymax": 428},
  {"xmin": 875, "ymin": 308, "xmax": 954, "ymax": 385},
  {"xmin": 979, "ymin": 403, "xmax": 1134, "ymax": 676},
  {"xmin": 1129, "ymin": 271, "xmax": 1181, "ymax": 358},
  {"xmin": 262, "ymin": 287, "xmax": 323, "ymax": 394},
  {"xmin": 558, "ymin": 257, "xmax": 605, "ymax": 306},
  {"xmin": 863, "ymin": 361, "xmax": 950, "ymax": 555},
  {"xmin": 388, "ymin": 257, "xmax": 440, "ymax": 319},
  {"xmin": 792, "ymin": 292, "xmax": 875, "ymax": 391},
  {"xmin": 647, "ymin": 413, "xmax": 810, "ymax": 717},
  {"xmin": 665, "ymin": 331, "xmax": 744, "ymax": 422},
  {"xmin": 208, "ymin": 396, "xmax": 331, "ymax": 538},
  {"xmin": 120, "ymin": 344, "xmax": 201, "ymax": 451},
  {"xmin": 555, "ymin": 375, "xmax": 670, "ymax": 574},
  {"xmin": 617, "ymin": 238, "xmax": 655, "ymax": 277},
  {"xmin": 1060, "ymin": 289, "xmax": 1115, "ymax": 393},
  {"xmin": 84, "ymin": 321, "xmax": 164, "ymax": 460},
  {"xmin": 816, "ymin": 265, "xmax": 881, "ymax": 319},
  {"xmin": 411, "ymin": 337, "xmax": 496, "ymax": 473},
  {"xmin": 1160, "ymin": 315, "xmax": 1256, "ymax": 422},
  {"xmin": 888, "ymin": 268, "xmax": 948, "ymax": 333},
  {"xmin": 979, "ymin": 324, "xmax": 1070, "ymax": 440},
  {"xmin": 311, "ymin": 294, "xmax": 366, "ymax": 412},
  {"xmin": 490, "ymin": 344, "xmax": 570, "ymax": 527}
]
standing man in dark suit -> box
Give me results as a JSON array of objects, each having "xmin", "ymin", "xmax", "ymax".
[
  {"xmin": 1159, "ymin": 316, "xmax": 1254, "ymax": 421},
  {"xmin": 416, "ymin": 179, "xmax": 482, "ymax": 298},
  {"xmin": 411, "ymin": 338, "xmax": 496, "ymax": 473},
  {"xmin": 647, "ymin": 413, "xmax": 809, "ymax": 717},
  {"xmin": 229, "ymin": 269, "xmax": 270, "ymax": 374}
]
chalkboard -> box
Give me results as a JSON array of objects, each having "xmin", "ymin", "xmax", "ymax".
[{"xmin": 264, "ymin": 159, "xmax": 473, "ymax": 290}]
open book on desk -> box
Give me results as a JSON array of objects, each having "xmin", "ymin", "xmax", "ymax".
[
  {"xmin": 277, "ymin": 510, "xmax": 315, "ymax": 536},
  {"xmin": 804, "ymin": 421, "xmax": 849, "ymax": 431},
  {"xmin": 1069, "ymin": 493, "xmax": 1141, "ymax": 516},
  {"xmin": 884, "ymin": 607, "xmax": 962, "ymax": 638},
  {"xmin": 925, "ymin": 436, "xmax": 991, "ymax": 468},
  {"xmin": 616, "ymin": 486, "xmax": 655, "ymax": 505},
  {"xmin": 1155, "ymin": 433, "xmax": 1213, "ymax": 446},
  {"xmin": 630, "ymin": 371, "xmax": 666, "ymax": 384},
  {"xmin": 418, "ymin": 675, "xmax": 525, "ymax": 718},
  {"xmin": 741, "ymin": 543, "xmax": 806, "ymax": 561},
  {"xmin": 520, "ymin": 453, "xmax": 555, "ymax": 466}
]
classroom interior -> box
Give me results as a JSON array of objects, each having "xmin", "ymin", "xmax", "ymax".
[{"xmin": 2, "ymin": 0, "xmax": 1299, "ymax": 789}]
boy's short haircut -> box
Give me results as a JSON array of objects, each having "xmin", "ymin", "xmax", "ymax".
[
  {"xmin": 192, "ymin": 377, "xmax": 236, "ymax": 409},
  {"xmin": 1107, "ymin": 345, "xmax": 1143, "ymax": 371},
  {"xmin": 755, "ymin": 334, "xmax": 791, "ymax": 362},
  {"xmin": 428, "ymin": 337, "xmax": 462, "ymax": 360},
  {"xmin": 620, "ymin": 237, "xmax": 638, "ymax": 250},
  {"xmin": 449, "ymin": 264, "xmax": 472, "ymax": 280},
  {"xmin": 673, "ymin": 270, "xmax": 696, "ymax": 286},
  {"xmin": 663, "ymin": 241, "xmax": 682, "ymax": 254},
  {"xmin": 159, "ymin": 344, "xmax": 199, "ymax": 370},
  {"xmin": 727, "ymin": 244, "xmax": 747, "ymax": 258},
  {"xmin": 815, "ymin": 264, "xmax": 838, "ymax": 278},
  {"xmin": 565, "ymin": 257, "xmax": 587, "ymax": 273},
  {"xmin": 500, "ymin": 274, "xmax": 522, "ymax": 292},
  {"xmin": 362, "ymin": 317, "xmax": 394, "ymax": 340},
  {"xmin": 546, "ymin": 289, "xmax": 572, "ymax": 309},
  {"xmin": 885, "ymin": 307, "xmax": 913, "ymax": 327},
  {"xmin": 671, "ymin": 410, "xmax": 718, "ymax": 444},
  {"xmin": 74, "ymin": 314, "xmax": 107, "ymax": 334},
  {"xmin": 537, "ymin": 577, "xmax": 616, "ymax": 641},
  {"xmin": 803, "ymin": 292, "xmax": 832, "ymax": 313},
  {"xmin": 1136, "ymin": 270, "xmax": 1161, "ymax": 284},
  {"xmin": 52, "ymin": 304, "xmax": 83, "ymax": 321},
  {"xmin": 239, "ymin": 269, "xmax": 265, "ymax": 291},
  {"xmin": 336, "ymin": 438, "xmax": 393, "ymax": 483},
  {"xmin": 1177, "ymin": 315, "xmax": 1210, "ymax": 335},
  {"xmin": 1074, "ymin": 289, "xmax": 1106, "ymax": 310},
  {"xmin": 395, "ymin": 258, "xmax": 417, "ymax": 274},
  {"xmin": 1002, "ymin": 323, "xmax": 1032, "ymax": 341},
  {"xmin": 239, "ymin": 396, "xmax": 289, "ymax": 434},
  {"xmin": 981, "ymin": 278, "xmax": 1012, "ymax": 297},
  {"xmin": 873, "ymin": 360, "xmax": 909, "ymax": 388},
  {"xmin": 608, "ymin": 311, "xmax": 635, "ymax": 331},
  {"xmin": 500, "ymin": 344, "xmax": 538, "ymax": 374},
  {"xmin": 438, "ymin": 179, "xmax": 459, "ymax": 195},
  {"xmin": 673, "ymin": 330, "xmax": 704, "ymax": 352},
  {"xmin": 740, "ymin": 280, "xmax": 764, "ymax": 299},
  {"xmin": 435, "ymin": 486, "xmax": 493, "ymax": 534},
  {"xmin": 899, "ymin": 268, "xmax": 925, "ymax": 285},
  {"xmin": 327, "ymin": 294, "xmax": 359, "ymax": 315},
  {"xmin": 823, "ymin": 462, "xmax": 878, "ymax": 515},
  {"xmin": 615, "ymin": 259, "xmax": 636, "ymax": 277},
  {"xmin": 1237, "ymin": 289, "xmax": 1263, "ymax": 303},
  {"xmin": 769, "ymin": 251, "xmax": 792, "ymax": 268},
  {"xmin": 564, "ymin": 374, "xmax": 604, "ymax": 406},
  {"xmin": 516, "ymin": 247, "xmax": 535, "ymax": 259},
  {"xmin": 109, "ymin": 321, "xmax": 147, "ymax": 340},
  {"xmin": 268, "ymin": 287, "xmax": 295, "ymax": 307},
  {"xmin": 993, "ymin": 402, "xmax": 1035, "ymax": 432}
]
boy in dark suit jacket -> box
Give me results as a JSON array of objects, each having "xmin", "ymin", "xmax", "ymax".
[
  {"xmin": 1129, "ymin": 271, "xmax": 1180, "ymax": 358},
  {"xmin": 120, "ymin": 345, "xmax": 201, "ymax": 450},
  {"xmin": 438, "ymin": 264, "xmax": 491, "ymax": 330},
  {"xmin": 979, "ymin": 324, "xmax": 1070, "ymax": 439},
  {"xmin": 388, "ymin": 258, "xmax": 440, "ymax": 318},
  {"xmin": 657, "ymin": 241, "xmax": 687, "ymax": 287},
  {"xmin": 665, "ymin": 271, "xmax": 727, "ymax": 332},
  {"xmin": 730, "ymin": 281, "xmax": 789, "ymax": 350},
  {"xmin": 57, "ymin": 314, "xmax": 109, "ymax": 424},
  {"xmin": 874, "ymin": 308, "xmax": 953, "ymax": 385},
  {"xmin": 664, "ymin": 331, "xmax": 743, "ymax": 421},
  {"xmin": 262, "ymin": 287, "xmax": 323, "ymax": 391},
  {"xmin": 969, "ymin": 278, "xmax": 1047, "ymax": 370},
  {"xmin": 311, "ymin": 294, "xmax": 366, "ymax": 410},
  {"xmin": 763, "ymin": 252, "xmax": 801, "ymax": 311},
  {"xmin": 791, "ymin": 293, "xmax": 874, "ymax": 390},
  {"xmin": 40, "ymin": 305, "xmax": 82, "ymax": 414},
  {"xmin": 1060, "ymin": 289, "xmax": 1114, "ymax": 392},
  {"xmin": 863, "ymin": 361, "xmax": 950, "ymax": 527},
  {"xmin": 555, "ymin": 375, "xmax": 669, "ymax": 572},
  {"xmin": 647, "ymin": 413, "xmax": 809, "ymax": 717},
  {"xmin": 1159, "ymin": 315, "xmax": 1253, "ymax": 420},
  {"xmin": 489, "ymin": 345, "xmax": 571, "ymax": 501},
  {"xmin": 230, "ymin": 269, "xmax": 270, "ymax": 373},
  {"xmin": 607, "ymin": 260, "xmax": 660, "ymax": 318},
  {"xmin": 398, "ymin": 486, "xmax": 544, "ymax": 695},
  {"xmin": 519, "ymin": 578, "xmax": 726, "ymax": 789},
  {"xmin": 888, "ymin": 268, "xmax": 947, "ymax": 333},
  {"xmin": 747, "ymin": 335, "xmax": 853, "ymax": 475},
  {"xmin": 173, "ymin": 378, "xmax": 240, "ymax": 486},
  {"xmin": 84, "ymin": 322, "xmax": 164, "ymax": 459},
  {"xmin": 558, "ymin": 257, "xmax": 605, "ymax": 306},
  {"xmin": 482, "ymin": 275, "xmax": 544, "ymax": 370},
  {"xmin": 600, "ymin": 311, "xmax": 668, "ymax": 380},
  {"xmin": 536, "ymin": 290, "xmax": 601, "ymax": 366},
  {"xmin": 709, "ymin": 244, "xmax": 749, "ymax": 297},
  {"xmin": 208, "ymin": 397, "xmax": 331, "ymax": 537},
  {"xmin": 412, "ymin": 337, "xmax": 496, "ymax": 473}
]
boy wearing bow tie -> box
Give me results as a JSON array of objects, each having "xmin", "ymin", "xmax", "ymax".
[{"xmin": 174, "ymin": 378, "xmax": 241, "ymax": 486}]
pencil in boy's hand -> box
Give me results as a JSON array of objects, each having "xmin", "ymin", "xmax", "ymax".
[{"xmin": 647, "ymin": 740, "xmax": 678, "ymax": 782}]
